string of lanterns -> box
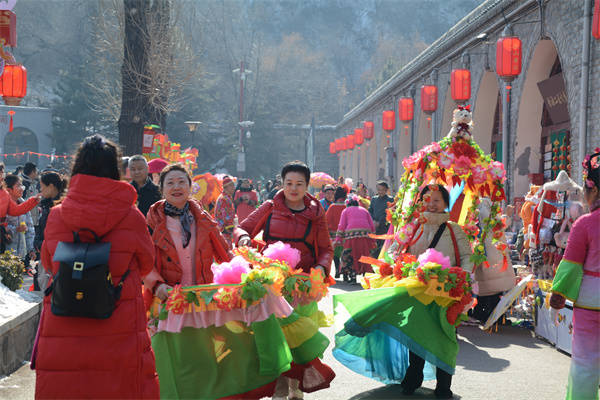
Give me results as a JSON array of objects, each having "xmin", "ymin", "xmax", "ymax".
[
  {"xmin": 0, "ymin": 151, "xmax": 72, "ymax": 159},
  {"xmin": 330, "ymin": 24, "xmax": 523, "ymax": 156}
]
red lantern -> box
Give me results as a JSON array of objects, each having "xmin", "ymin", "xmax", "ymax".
[
  {"xmin": 0, "ymin": 11, "xmax": 16, "ymax": 47},
  {"xmin": 594, "ymin": 0, "xmax": 600, "ymax": 39},
  {"xmin": 0, "ymin": 64, "xmax": 26, "ymax": 106},
  {"xmin": 354, "ymin": 128, "xmax": 364, "ymax": 145},
  {"xmin": 347, "ymin": 134, "xmax": 355, "ymax": 150},
  {"xmin": 382, "ymin": 110, "xmax": 395, "ymax": 131},
  {"xmin": 398, "ymin": 97, "xmax": 414, "ymax": 122},
  {"xmin": 496, "ymin": 36, "xmax": 522, "ymax": 81},
  {"xmin": 142, "ymin": 126, "xmax": 156, "ymax": 153},
  {"xmin": 336, "ymin": 137, "xmax": 344, "ymax": 151},
  {"xmin": 329, "ymin": 142, "xmax": 336, "ymax": 154},
  {"xmin": 451, "ymin": 69, "xmax": 471, "ymax": 102},
  {"xmin": 398, "ymin": 97, "xmax": 413, "ymax": 136},
  {"xmin": 363, "ymin": 121, "xmax": 374, "ymax": 139},
  {"xmin": 421, "ymin": 85, "xmax": 438, "ymax": 113}
]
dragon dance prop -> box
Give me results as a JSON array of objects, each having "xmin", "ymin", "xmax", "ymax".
[
  {"xmin": 149, "ymin": 242, "xmax": 335, "ymax": 398},
  {"xmin": 144, "ymin": 132, "xmax": 198, "ymax": 171},
  {"xmin": 333, "ymin": 106, "xmax": 504, "ymax": 384}
]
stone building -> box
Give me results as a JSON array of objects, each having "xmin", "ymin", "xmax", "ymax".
[{"xmin": 335, "ymin": 0, "xmax": 599, "ymax": 201}]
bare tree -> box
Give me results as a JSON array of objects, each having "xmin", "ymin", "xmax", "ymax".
[{"xmin": 89, "ymin": 0, "xmax": 198, "ymax": 154}]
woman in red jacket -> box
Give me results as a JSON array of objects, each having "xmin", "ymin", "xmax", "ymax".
[
  {"xmin": 34, "ymin": 135, "xmax": 159, "ymax": 399},
  {"xmin": 235, "ymin": 161, "xmax": 335, "ymax": 400}
]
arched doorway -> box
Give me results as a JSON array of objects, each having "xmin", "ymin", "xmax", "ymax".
[
  {"xmin": 440, "ymin": 85, "xmax": 455, "ymax": 140},
  {"xmin": 4, "ymin": 127, "xmax": 39, "ymax": 154},
  {"xmin": 514, "ymin": 39, "xmax": 570, "ymax": 197},
  {"xmin": 473, "ymin": 71, "xmax": 500, "ymax": 155}
]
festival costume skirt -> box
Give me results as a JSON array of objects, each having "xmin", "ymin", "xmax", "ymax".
[
  {"xmin": 279, "ymin": 301, "xmax": 336, "ymax": 392},
  {"xmin": 566, "ymin": 307, "xmax": 600, "ymax": 400},
  {"xmin": 342, "ymin": 236, "xmax": 376, "ymax": 275},
  {"xmin": 333, "ymin": 286, "xmax": 457, "ymax": 384},
  {"xmin": 152, "ymin": 293, "xmax": 294, "ymax": 399}
]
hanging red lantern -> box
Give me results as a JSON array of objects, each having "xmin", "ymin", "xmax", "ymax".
[
  {"xmin": 347, "ymin": 134, "xmax": 355, "ymax": 150},
  {"xmin": 142, "ymin": 126, "xmax": 156, "ymax": 153},
  {"xmin": 496, "ymin": 36, "xmax": 522, "ymax": 82},
  {"xmin": 354, "ymin": 128, "xmax": 364, "ymax": 145},
  {"xmin": 398, "ymin": 97, "xmax": 413, "ymax": 136},
  {"xmin": 329, "ymin": 142, "xmax": 336, "ymax": 154},
  {"xmin": 382, "ymin": 110, "xmax": 395, "ymax": 131},
  {"xmin": 363, "ymin": 121, "xmax": 374, "ymax": 139},
  {"xmin": 421, "ymin": 85, "xmax": 438, "ymax": 113},
  {"xmin": 594, "ymin": 0, "xmax": 600, "ymax": 39},
  {"xmin": 0, "ymin": 11, "xmax": 17, "ymax": 48},
  {"xmin": 451, "ymin": 69, "xmax": 471, "ymax": 102},
  {"xmin": 0, "ymin": 64, "xmax": 27, "ymax": 106},
  {"xmin": 336, "ymin": 137, "xmax": 344, "ymax": 151}
]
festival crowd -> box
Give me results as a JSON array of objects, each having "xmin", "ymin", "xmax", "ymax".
[{"xmin": 0, "ymin": 132, "xmax": 597, "ymax": 400}]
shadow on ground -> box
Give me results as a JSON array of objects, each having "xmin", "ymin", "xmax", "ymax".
[{"xmin": 349, "ymin": 384, "xmax": 462, "ymax": 399}]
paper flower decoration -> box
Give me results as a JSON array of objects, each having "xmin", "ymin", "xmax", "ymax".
[{"xmin": 263, "ymin": 241, "xmax": 301, "ymax": 269}]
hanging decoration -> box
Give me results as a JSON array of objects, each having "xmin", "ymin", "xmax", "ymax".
[
  {"xmin": 7, "ymin": 109, "xmax": 13, "ymax": 132},
  {"xmin": 382, "ymin": 110, "xmax": 396, "ymax": 131},
  {"xmin": 354, "ymin": 128, "xmax": 364, "ymax": 145},
  {"xmin": 346, "ymin": 134, "xmax": 355, "ymax": 150},
  {"xmin": 0, "ymin": 63, "xmax": 26, "ymax": 106},
  {"xmin": 142, "ymin": 125, "xmax": 158, "ymax": 153},
  {"xmin": 329, "ymin": 141, "xmax": 336, "ymax": 154},
  {"xmin": 398, "ymin": 97, "xmax": 414, "ymax": 136},
  {"xmin": 496, "ymin": 35, "xmax": 522, "ymax": 82},
  {"xmin": 450, "ymin": 69, "xmax": 471, "ymax": 103},
  {"xmin": 363, "ymin": 121, "xmax": 374, "ymax": 139}
]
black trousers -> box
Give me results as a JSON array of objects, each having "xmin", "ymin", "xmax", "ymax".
[
  {"xmin": 470, "ymin": 293, "xmax": 502, "ymax": 323},
  {"xmin": 401, "ymin": 351, "xmax": 452, "ymax": 392}
]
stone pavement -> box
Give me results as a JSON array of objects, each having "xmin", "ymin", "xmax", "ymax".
[{"xmin": 0, "ymin": 281, "xmax": 572, "ymax": 400}]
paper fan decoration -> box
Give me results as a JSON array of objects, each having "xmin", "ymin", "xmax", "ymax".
[{"xmin": 192, "ymin": 173, "xmax": 222, "ymax": 206}]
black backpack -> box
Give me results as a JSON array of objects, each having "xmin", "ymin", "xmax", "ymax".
[{"xmin": 45, "ymin": 229, "xmax": 128, "ymax": 319}]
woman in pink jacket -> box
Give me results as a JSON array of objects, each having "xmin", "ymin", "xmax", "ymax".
[
  {"xmin": 335, "ymin": 194, "xmax": 376, "ymax": 283},
  {"xmin": 550, "ymin": 150, "xmax": 600, "ymax": 400}
]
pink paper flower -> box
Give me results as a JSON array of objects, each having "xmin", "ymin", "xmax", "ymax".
[
  {"xmin": 453, "ymin": 155, "xmax": 472, "ymax": 176},
  {"xmin": 211, "ymin": 256, "xmax": 251, "ymax": 284},
  {"xmin": 423, "ymin": 142, "xmax": 441, "ymax": 154},
  {"xmin": 417, "ymin": 248, "xmax": 451, "ymax": 270},
  {"xmin": 263, "ymin": 241, "xmax": 301, "ymax": 268},
  {"xmin": 471, "ymin": 164, "xmax": 487, "ymax": 184},
  {"xmin": 488, "ymin": 161, "xmax": 506, "ymax": 181},
  {"xmin": 437, "ymin": 152, "xmax": 453, "ymax": 169},
  {"xmin": 402, "ymin": 150, "xmax": 425, "ymax": 170}
]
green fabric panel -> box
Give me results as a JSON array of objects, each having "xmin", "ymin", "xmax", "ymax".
[
  {"xmin": 552, "ymin": 259, "xmax": 583, "ymax": 301},
  {"xmin": 334, "ymin": 286, "xmax": 458, "ymax": 369},
  {"xmin": 289, "ymin": 329, "xmax": 330, "ymax": 365},
  {"xmin": 152, "ymin": 325, "xmax": 281, "ymax": 399},
  {"xmin": 295, "ymin": 301, "xmax": 318, "ymax": 318},
  {"xmin": 278, "ymin": 310, "xmax": 300, "ymax": 327},
  {"xmin": 251, "ymin": 314, "xmax": 293, "ymax": 376}
]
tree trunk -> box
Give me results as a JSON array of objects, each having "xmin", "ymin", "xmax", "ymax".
[{"xmin": 118, "ymin": 0, "xmax": 149, "ymax": 155}]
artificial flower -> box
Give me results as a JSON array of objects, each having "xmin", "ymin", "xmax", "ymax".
[
  {"xmin": 471, "ymin": 164, "xmax": 488, "ymax": 185},
  {"xmin": 450, "ymin": 142, "xmax": 478, "ymax": 160},
  {"xmin": 453, "ymin": 155, "xmax": 472, "ymax": 176},
  {"xmin": 418, "ymin": 248, "xmax": 451, "ymax": 270},
  {"xmin": 166, "ymin": 284, "xmax": 186, "ymax": 314},
  {"xmin": 423, "ymin": 142, "xmax": 442, "ymax": 154},
  {"xmin": 437, "ymin": 152, "xmax": 453, "ymax": 169},
  {"xmin": 214, "ymin": 287, "xmax": 241, "ymax": 311},
  {"xmin": 402, "ymin": 150, "xmax": 425, "ymax": 170},
  {"xmin": 211, "ymin": 256, "xmax": 251, "ymax": 284},
  {"xmin": 263, "ymin": 241, "xmax": 301, "ymax": 269},
  {"xmin": 488, "ymin": 161, "xmax": 506, "ymax": 181}
]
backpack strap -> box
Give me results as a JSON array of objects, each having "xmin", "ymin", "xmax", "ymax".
[
  {"xmin": 445, "ymin": 223, "xmax": 461, "ymax": 268},
  {"xmin": 428, "ymin": 223, "xmax": 447, "ymax": 249}
]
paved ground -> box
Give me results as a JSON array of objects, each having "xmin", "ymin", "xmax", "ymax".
[{"xmin": 0, "ymin": 280, "xmax": 572, "ymax": 400}]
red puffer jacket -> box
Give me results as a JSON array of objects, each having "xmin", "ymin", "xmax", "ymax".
[
  {"xmin": 235, "ymin": 190, "xmax": 333, "ymax": 275},
  {"xmin": 36, "ymin": 174, "xmax": 159, "ymax": 399},
  {"xmin": 0, "ymin": 188, "xmax": 38, "ymax": 217},
  {"xmin": 146, "ymin": 199, "xmax": 231, "ymax": 285}
]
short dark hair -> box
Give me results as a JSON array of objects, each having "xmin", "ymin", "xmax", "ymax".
[
  {"xmin": 159, "ymin": 163, "xmax": 191, "ymax": 190},
  {"xmin": 4, "ymin": 174, "xmax": 20, "ymax": 189},
  {"xmin": 346, "ymin": 198, "xmax": 359, "ymax": 207},
  {"xmin": 71, "ymin": 135, "xmax": 122, "ymax": 180},
  {"xmin": 376, "ymin": 180, "xmax": 389, "ymax": 189},
  {"xmin": 41, "ymin": 171, "xmax": 68, "ymax": 197},
  {"xmin": 334, "ymin": 186, "xmax": 347, "ymax": 201},
  {"xmin": 419, "ymin": 184, "xmax": 450, "ymax": 208},
  {"xmin": 281, "ymin": 161, "xmax": 310, "ymax": 184},
  {"xmin": 23, "ymin": 162, "xmax": 37, "ymax": 176}
]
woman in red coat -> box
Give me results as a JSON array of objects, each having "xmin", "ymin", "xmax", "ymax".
[
  {"xmin": 235, "ymin": 161, "xmax": 335, "ymax": 400},
  {"xmin": 34, "ymin": 135, "xmax": 159, "ymax": 399}
]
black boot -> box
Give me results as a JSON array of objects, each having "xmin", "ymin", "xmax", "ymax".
[
  {"xmin": 400, "ymin": 351, "xmax": 425, "ymax": 395},
  {"xmin": 434, "ymin": 367, "xmax": 453, "ymax": 398}
]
